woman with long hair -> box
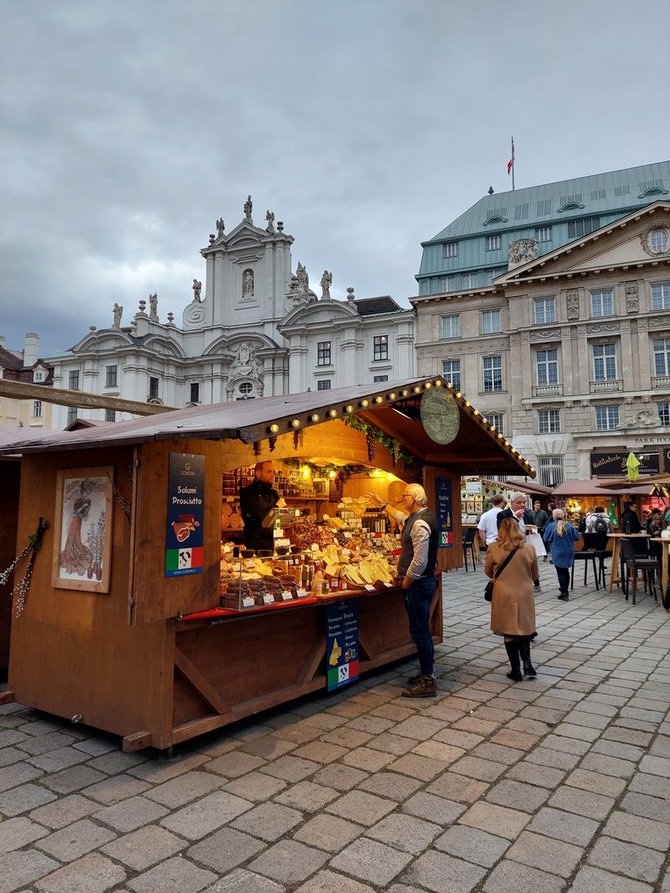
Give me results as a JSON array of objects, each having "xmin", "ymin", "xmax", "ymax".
[
  {"xmin": 485, "ymin": 517, "xmax": 538, "ymax": 681},
  {"xmin": 543, "ymin": 508, "xmax": 580, "ymax": 601}
]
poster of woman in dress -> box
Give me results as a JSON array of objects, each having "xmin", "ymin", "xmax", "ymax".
[{"xmin": 52, "ymin": 468, "xmax": 113, "ymax": 592}]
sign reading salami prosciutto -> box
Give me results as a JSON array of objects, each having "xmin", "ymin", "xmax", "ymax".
[{"xmin": 165, "ymin": 453, "xmax": 205, "ymax": 577}]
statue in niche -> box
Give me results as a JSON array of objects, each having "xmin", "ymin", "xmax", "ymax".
[
  {"xmin": 265, "ymin": 210, "xmax": 275, "ymax": 233},
  {"xmin": 244, "ymin": 195, "xmax": 253, "ymax": 222},
  {"xmin": 320, "ymin": 270, "xmax": 332, "ymax": 299},
  {"xmin": 148, "ymin": 293, "xmax": 158, "ymax": 320},
  {"xmin": 112, "ymin": 303, "xmax": 123, "ymax": 328},
  {"xmin": 192, "ymin": 279, "xmax": 202, "ymax": 302},
  {"xmin": 296, "ymin": 262, "xmax": 309, "ymax": 297},
  {"xmin": 625, "ymin": 282, "xmax": 639, "ymax": 314},
  {"xmin": 243, "ymin": 269, "xmax": 254, "ymax": 298},
  {"xmin": 216, "ymin": 218, "xmax": 225, "ymax": 238},
  {"xmin": 567, "ymin": 290, "xmax": 580, "ymax": 320}
]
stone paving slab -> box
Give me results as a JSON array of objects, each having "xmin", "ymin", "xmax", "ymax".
[{"xmin": 0, "ymin": 564, "xmax": 668, "ymax": 892}]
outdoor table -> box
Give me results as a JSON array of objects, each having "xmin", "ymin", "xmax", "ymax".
[
  {"xmin": 650, "ymin": 537, "xmax": 670, "ymax": 597},
  {"xmin": 607, "ymin": 533, "xmax": 650, "ymax": 592}
]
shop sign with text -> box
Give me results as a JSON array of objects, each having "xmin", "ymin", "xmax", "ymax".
[{"xmin": 165, "ymin": 453, "xmax": 205, "ymax": 576}]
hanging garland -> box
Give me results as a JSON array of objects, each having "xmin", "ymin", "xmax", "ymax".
[
  {"xmin": 344, "ymin": 416, "xmax": 415, "ymax": 467},
  {"xmin": 0, "ymin": 518, "xmax": 50, "ymax": 618},
  {"xmin": 281, "ymin": 458, "xmax": 362, "ymax": 481}
]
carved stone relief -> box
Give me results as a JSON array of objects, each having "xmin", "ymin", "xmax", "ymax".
[
  {"xmin": 566, "ymin": 290, "xmax": 580, "ymax": 320},
  {"xmin": 625, "ymin": 281, "xmax": 639, "ymax": 314}
]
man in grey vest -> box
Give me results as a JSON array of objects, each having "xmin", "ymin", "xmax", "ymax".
[{"xmin": 397, "ymin": 484, "xmax": 439, "ymax": 698}]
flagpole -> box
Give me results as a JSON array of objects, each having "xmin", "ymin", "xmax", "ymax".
[{"xmin": 511, "ymin": 137, "xmax": 515, "ymax": 192}]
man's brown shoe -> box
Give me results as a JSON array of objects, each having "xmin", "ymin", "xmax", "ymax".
[{"xmin": 402, "ymin": 675, "xmax": 437, "ymax": 698}]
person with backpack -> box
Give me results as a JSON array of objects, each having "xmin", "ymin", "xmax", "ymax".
[{"xmin": 586, "ymin": 506, "xmax": 611, "ymax": 535}]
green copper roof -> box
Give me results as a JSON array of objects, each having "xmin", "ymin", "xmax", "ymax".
[{"xmin": 417, "ymin": 161, "xmax": 670, "ymax": 291}]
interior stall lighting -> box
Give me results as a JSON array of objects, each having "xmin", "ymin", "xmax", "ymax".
[
  {"xmin": 374, "ymin": 396, "xmax": 384, "ymax": 404},
  {"xmin": 310, "ymin": 414, "xmax": 320, "ymax": 422},
  {"xmin": 291, "ymin": 419, "xmax": 301, "ymax": 428},
  {"xmin": 345, "ymin": 404, "xmax": 354, "ymax": 413},
  {"xmin": 360, "ymin": 399, "xmax": 370, "ymax": 408},
  {"xmin": 269, "ymin": 423, "xmax": 280, "ymax": 434},
  {"xmin": 389, "ymin": 392, "xmax": 397, "ymax": 400},
  {"xmin": 328, "ymin": 409, "xmax": 338, "ymax": 418}
]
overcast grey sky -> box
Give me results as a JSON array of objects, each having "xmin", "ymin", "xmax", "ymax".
[{"xmin": 2, "ymin": 0, "xmax": 669, "ymax": 357}]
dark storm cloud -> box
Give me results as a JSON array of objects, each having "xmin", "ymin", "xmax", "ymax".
[{"xmin": 2, "ymin": 0, "xmax": 668, "ymax": 356}]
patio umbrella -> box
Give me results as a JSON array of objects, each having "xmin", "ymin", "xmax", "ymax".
[{"xmin": 626, "ymin": 452, "xmax": 640, "ymax": 481}]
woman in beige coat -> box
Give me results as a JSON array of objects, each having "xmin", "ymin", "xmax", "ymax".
[{"xmin": 484, "ymin": 517, "xmax": 538, "ymax": 681}]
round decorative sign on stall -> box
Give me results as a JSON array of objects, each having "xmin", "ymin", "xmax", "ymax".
[{"xmin": 420, "ymin": 387, "xmax": 461, "ymax": 445}]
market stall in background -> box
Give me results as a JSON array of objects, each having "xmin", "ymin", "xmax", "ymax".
[{"xmin": 0, "ymin": 377, "xmax": 532, "ymax": 751}]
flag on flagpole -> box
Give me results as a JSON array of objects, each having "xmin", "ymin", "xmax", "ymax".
[{"xmin": 507, "ymin": 137, "xmax": 515, "ymax": 175}]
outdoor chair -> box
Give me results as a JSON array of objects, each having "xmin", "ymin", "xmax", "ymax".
[
  {"xmin": 571, "ymin": 535, "xmax": 600, "ymax": 592},
  {"xmin": 620, "ymin": 537, "xmax": 659, "ymax": 605},
  {"xmin": 462, "ymin": 527, "xmax": 478, "ymax": 573},
  {"xmin": 583, "ymin": 531, "xmax": 610, "ymax": 588}
]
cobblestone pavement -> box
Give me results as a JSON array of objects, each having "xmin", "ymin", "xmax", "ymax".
[{"xmin": 1, "ymin": 562, "xmax": 669, "ymax": 893}]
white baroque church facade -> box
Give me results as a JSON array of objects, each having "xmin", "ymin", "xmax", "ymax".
[{"xmin": 47, "ymin": 197, "xmax": 415, "ymax": 427}]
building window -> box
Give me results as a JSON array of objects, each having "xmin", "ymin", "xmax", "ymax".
[
  {"xmin": 441, "ymin": 315, "xmax": 460, "ymax": 339},
  {"xmin": 485, "ymin": 235, "xmax": 501, "ymax": 251},
  {"xmin": 68, "ymin": 370, "xmax": 80, "ymax": 390},
  {"xmin": 534, "ymin": 298, "xmax": 556, "ymax": 324},
  {"xmin": 317, "ymin": 379, "xmax": 332, "ymax": 390},
  {"xmin": 105, "ymin": 409, "xmax": 115, "ymax": 422},
  {"xmin": 536, "ymin": 349, "xmax": 559, "ymax": 386},
  {"xmin": 373, "ymin": 335, "xmax": 388, "ymax": 361},
  {"xmin": 538, "ymin": 409, "xmax": 560, "ymax": 433},
  {"xmin": 32, "ymin": 400, "xmax": 42, "ymax": 418},
  {"xmin": 590, "ymin": 289, "xmax": 614, "ymax": 318},
  {"xmin": 651, "ymin": 283, "xmax": 670, "ymax": 310},
  {"xmin": 442, "ymin": 359, "xmax": 461, "ymax": 390},
  {"xmin": 486, "ymin": 412, "xmax": 503, "ymax": 433},
  {"xmin": 481, "ymin": 309, "xmax": 502, "ymax": 334},
  {"xmin": 33, "ymin": 369, "xmax": 45, "ymax": 383},
  {"xmin": 189, "ymin": 383, "xmax": 200, "ymax": 404},
  {"xmin": 317, "ymin": 341, "xmax": 331, "ymax": 366},
  {"xmin": 238, "ymin": 382, "xmax": 254, "ymax": 399},
  {"xmin": 149, "ymin": 376, "xmax": 159, "ymax": 399},
  {"xmin": 461, "ymin": 272, "xmax": 477, "ymax": 289},
  {"xmin": 483, "ymin": 356, "xmax": 503, "ymax": 392},
  {"xmin": 536, "ymin": 226, "xmax": 552, "ymax": 242},
  {"xmin": 539, "ymin": 456, "xmax": 564, "ymax": 488},
  {"xmin": 658, "ymin": 402, "xmax": 670, "ymax": 426},
  {"xmin": 568, "ymin": 217, "xmax": 600, "ymax": 239},
  {"xmin": 593, "ymin": 343, "xmax": 617, "ymax": 381},
  {"xmin": 105, "ymin": 365, "xmax": 118, "ymax": 388},
  {"xmin": 443, "ymin": 242, "xmax": 458, "ymax": 258},
  {"xmin": 595, "ymin": 405, "xmax": 620, "ymax": 431},
  {"xmin": 373, "ymin": 375, "xmax": 388, "ymax": 383},
  {"xmin": 653, "ymin": 338, "xmax": 670, "ymax": 376},
  {"xmin": 650, "ymin": 228, "xmax": 669, "ymax": 254},
  {"xmin": 67, "ymin": 407, "xmax": 77, "ymax": 425}
]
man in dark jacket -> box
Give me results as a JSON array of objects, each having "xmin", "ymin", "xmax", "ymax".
[
  {"xmin": 239, "ymin": 461, "xmax": 280, "ymax": 551},
  {"xmin": 498, "ymin": 493, "xmax": 541, "ymax": 591},
  {"xmin": 397, "ymin": 484, "xmax": 439, "ymax": 699}
]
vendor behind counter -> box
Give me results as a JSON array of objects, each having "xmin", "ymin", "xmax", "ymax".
[{"xmin": 239, "ymin": 460, "xmax": 285, "ymax": 551}]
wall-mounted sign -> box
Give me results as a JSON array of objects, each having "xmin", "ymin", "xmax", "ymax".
[
  {"xmin": 590, "ymin": 451, "xmax": 660, "ymax": 478},
  {"xmin": 435, "ymin": 477, "xmax": 454, "ymax": 547},
  {"xmin": 165, "ymin": 453, "xmax": 205, "ymax": 577},
  {"xmin": 326, "ymin": 599, "xmax": 359, "ymax": 691}
]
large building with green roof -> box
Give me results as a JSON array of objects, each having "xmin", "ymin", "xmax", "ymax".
[{"xmin": 412, "ymin": 161, "xmax": 670, "ymax": 487}]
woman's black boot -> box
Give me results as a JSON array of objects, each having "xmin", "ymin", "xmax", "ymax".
[
  {"xmin": 519, "ymin": 637, "xmax": 537, "ymax": 678},
  {"xmin": 504, "ymin": 640, "xmax": 522, "ymax": 681}
]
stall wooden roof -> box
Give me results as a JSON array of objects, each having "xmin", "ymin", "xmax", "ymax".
[
  {"xmin": 0, "ymin": 376, "xmax": 534, "ymax": 477},
  {"xmin": 553, "ymin": 478, "xmax": 655, "ymax": 496}
]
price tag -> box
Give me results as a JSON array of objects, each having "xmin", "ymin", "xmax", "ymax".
[
  {"xmin": 296, "ymin": 587, "xmax": 308, "ymax": 598},
  {"xmin": 242, "ymin": 596, "xmax": 255, "ymax": 609},
  {"xmin": 281, "ymin": 590, "xmax": 294, "ymax": 601},
  {"xmin": 364, "ymin": 584, "xmax": 376, "ymax": 591},
  {"xmin": 263, "ymin": 593, "xmax": 276, "ymax": 605}
]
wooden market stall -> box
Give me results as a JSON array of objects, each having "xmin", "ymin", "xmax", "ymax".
[{"xmin": 0, "ymin": 376, "xmax": 533, "ymax": 751}]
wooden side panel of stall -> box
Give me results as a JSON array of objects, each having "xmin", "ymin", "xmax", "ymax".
[
  {"xmin": 0, "ymin": 459, "xmax": 20, "ymax": 680},
  {"xmin": 423, "ymin": 466, "xmax": 462, "ymax": 571},
  {"xmin": 8, "ymin": 447, "xmax": 171, "ymax": 743}
]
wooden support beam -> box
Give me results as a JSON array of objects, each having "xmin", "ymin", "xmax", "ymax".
[{"xmin": 0, "ymin": 379, "xmax": 174, "ymax": 415}]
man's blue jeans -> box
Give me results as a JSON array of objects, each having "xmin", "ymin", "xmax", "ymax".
[{"xmin": 403, "ymin": 576, "xmax": 436, "ymax": 676}]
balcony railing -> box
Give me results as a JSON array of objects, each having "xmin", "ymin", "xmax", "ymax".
[
  {"xmin": 589, "ymin": 379, "xmax": 622, "ymax": 393},
  {"xmin": 651, "ymin": 375, "xmax": 670, "ymax": 390},
  {"xmin": 532, "ymin": 384, "xmax": 563, "ymax": 397}
]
